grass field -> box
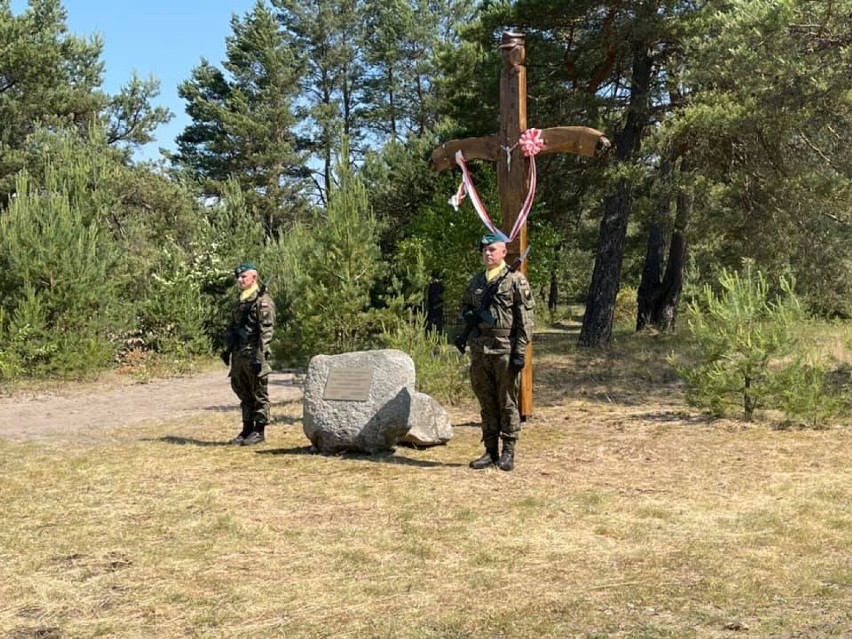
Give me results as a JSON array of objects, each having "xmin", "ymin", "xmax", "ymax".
[{"xmin": 1, "ymin": 326, "xmax": 850, "ymax": 638}]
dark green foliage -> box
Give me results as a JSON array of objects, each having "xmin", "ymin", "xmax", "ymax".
[
  {"xmin": 131, "ymin": 243, "xmax": 216, "ymax": 363},
  {"xmin": 0, "ymin": 131, "xmax": 224, "ymax": 379},
  {"xmin": 269, "ymin": 146, "xmax": 385, "ymax": 364},
  {"xmin": 271, "ymin": 0, "xmax": 364, "ymax": 201},
  {"xmin": 670, "ymin": 262, "xmax": 847, "ymax": 426},
  {"xmin": 379, "ymin": 312, "xmax": 470, "ymax": 405},
  {"xmin": 3, "ymin": 0, "xmax": 851, "ymax": 385},
  {"xmin": 173, "ymin": 2, "xmax": 309, "ymax": 235},
  {"xmin": 0, "ymin": 169, "xmax": 129, "ymax": 377},
  {"xmin": 1, "ymin": 0, "xmax": 105, "ymax": 200},
  {"xmin": 1, "ymin": 1, "xmax": 170, "ymax": 202},
  {"xmin": 656, "ymin": 0, "xmax": 852, "ymax": 317}
]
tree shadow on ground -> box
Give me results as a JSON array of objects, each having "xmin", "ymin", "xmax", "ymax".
[
  {"xmin": 636, "ymin": 410, "xmax": 717, "ymax": 425},
  {"xmin": 268, "ymin": 376, "xmax": 304, "ymax": 388},
  {"xmin": 152, "ymin": 435, "xmax": 232, "ymax": 447},
  {"xmin": 202, "ymin": 398, "xmax": 301, "ymax": 414},
  {"xmin": 271, "ymin": 413, "xmax": 301, "ymax": 426},
  {"xmin": 533, "ymin": 328, "xmax": 686, "ymax": 408},
  {"xmin": 200, "ymin": 405, "xmax": 240, "ymax": 413},
  {"xmin": 257, "ymin": 446, "xmax": 466, "ymax": 468}
]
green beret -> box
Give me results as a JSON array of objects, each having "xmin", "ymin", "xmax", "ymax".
[
  {"xmin": 479, "ymin": 231, "xmax": 509, "ymax": 248},
  {"xmin": 234, "ymin": 262, "xmax": 258, "ymax": 276}
]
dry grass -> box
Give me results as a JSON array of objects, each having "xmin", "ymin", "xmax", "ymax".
[{"xmin": 1, "ymin": 326, "xmax": 851, "ymax": 639}]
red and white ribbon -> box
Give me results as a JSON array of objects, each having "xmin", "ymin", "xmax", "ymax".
[
  {"xmin": 449, "ymin": 128, "xmax": 544, "ymax": 242},
  {"xmin": 450, "ymin": 150, "xmax": 500, "ymax": 235}
]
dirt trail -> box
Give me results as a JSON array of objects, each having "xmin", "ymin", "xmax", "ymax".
[{"xmin": 0, "ymin": 370, "xmax": 303, "ymax": 442}]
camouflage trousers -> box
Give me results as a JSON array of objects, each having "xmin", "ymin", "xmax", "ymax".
[
  {"xmin": 230, "ymin": 352, "xmax": 270, "ymax": 427},
  {"xmin": 469, "ymin": 350, "xmax": 521, "ymax": 442}
]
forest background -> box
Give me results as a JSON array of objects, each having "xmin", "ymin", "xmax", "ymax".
[{"xmin": 1, "ymin": 0, "xmax": 850, "ymax": 423}]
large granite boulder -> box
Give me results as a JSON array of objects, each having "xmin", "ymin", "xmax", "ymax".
[
  {"xmin": 303, "ymin": 349, "xmax": 416, "ymax": 454},
  {"xmin": 401, "ymin": 391, "xmax": 453, "ymax": 447}
]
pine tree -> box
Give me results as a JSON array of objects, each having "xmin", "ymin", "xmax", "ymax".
[
  {"xmin": 0, "ymin": 163, "xmax": 130, "ymax": 377},
  {"xmin": 275, "ymin": 142, "xmax": 384, "ymax": 363},
  {"xmin": 174, "ymin": 2, "xmax": 309, "ymax": 235},
  {"xmin": 272, "ymin": 0, "xmax": 364, "ymax": 203},
  {"xmin": 361, "ymin": 0, "xmax": 470, "ymax": 141},
  {"xmin": 1, "ymin": 0, "xmax": 170, "ymax": 202},
  {"xmin": 666, "ymin": 0, "xmax": 852, "ymax": 317},
  {"xmin": 670, "ymin": 262, "xmax": 804, "ymax": 421}
]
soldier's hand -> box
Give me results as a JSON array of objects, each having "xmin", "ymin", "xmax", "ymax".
[
  {"xmin": 220, "ymin": 351, "xmax": 230, "ymax": 367},
  {"xmin": 250, "ymin": 357, "xmax": 263, "ymax": 375},
  {"xmin": 510, "ymin": 352, "xmax": 525, "ymax": 369}
]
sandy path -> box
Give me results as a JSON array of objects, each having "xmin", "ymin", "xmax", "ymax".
[{"xmin": 0, "ymin": 370, "xmax": 303, "ymax": 442}]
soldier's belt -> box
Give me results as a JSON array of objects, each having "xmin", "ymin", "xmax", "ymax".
[{"xmin": 478, "ymin": 328, "xmax": 511, "ymax": 337}]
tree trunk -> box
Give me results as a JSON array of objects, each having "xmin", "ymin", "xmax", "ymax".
[
  {"xmin": 637, "ymin": 184, "xmax": 690, "ymax": 332},
  {"xmin": 579, "ymin": 39, "xmax": 653, "ymax": 347},
  {"xmin": 548, "ymin": 242, "xmax": 561, "ymax": 313},
  {"xmin": 637, "ymin": 223, "xmax": 665, "ymax": 331},
  {"xmin": 654, "ymin": 191, "xmax": 689, "ymax": 331},
  {"xmin": 548, "ymin": 271, "xmax": 559, "ymax": 313}
]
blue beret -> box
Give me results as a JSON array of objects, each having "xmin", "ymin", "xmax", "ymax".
[
  {"xmin": 479, "ymin": 231, "xmax": 510, "ymax": 248},
  {"xmin": 234, "ymin": 262, "xmax": 258, "ymax": 276}
]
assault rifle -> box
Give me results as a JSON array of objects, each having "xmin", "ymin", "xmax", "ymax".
[{"xmin": 454, "ymin": 247, "xmax": 530, "ymax": 354}]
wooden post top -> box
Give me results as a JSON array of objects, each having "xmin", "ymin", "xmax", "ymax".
[{"xmin": 499, "ymin": 32, "xmax": 526, "ymax": 68}]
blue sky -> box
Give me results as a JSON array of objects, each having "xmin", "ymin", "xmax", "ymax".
[{"xmin": 12, "ymin": 0, "xmax": 259, "ymax": 161}]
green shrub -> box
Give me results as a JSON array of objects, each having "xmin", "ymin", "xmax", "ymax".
[
  {"xmin": 613, "ymin": 286, "xmax": 638, "ymax": 328},
  {"xmin": 379, "ymin": 312, "xmax": 470, "ymax": 405},
  {"xmin": 0, "ymin": 171, "xmax": 129, "ymax": 378},
  {"xmin": 769, "ymin": 354, "xmax": 845, "ymax": 429},
  {"xmin": 669, "ymin": 261, "xmax": 803, "ymax": 421},
  {"xmin": 271, "ymin": 145, "xmax": 387, "ymax": 365}
]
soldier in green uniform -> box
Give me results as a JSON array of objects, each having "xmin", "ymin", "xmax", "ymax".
[
  {"xmin": 461, "ymin": 232, "xmax": 535, "ymax": 471},
  {"xmin": 223, "ymin": 262, "xmax": 276, "ymax": 446}
]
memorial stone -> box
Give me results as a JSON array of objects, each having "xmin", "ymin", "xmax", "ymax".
[{"xmin": 303, "ymin": 349, "xmax": 416, "ymax": 454}]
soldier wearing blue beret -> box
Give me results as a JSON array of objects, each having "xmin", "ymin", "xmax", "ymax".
[
  {"xmin": 460, "ymin": 233, "xmax": 534, "ymax": 471},
  {"xmin": 222, "ymin": 262, "xmax": 276, "ymax": 445}
]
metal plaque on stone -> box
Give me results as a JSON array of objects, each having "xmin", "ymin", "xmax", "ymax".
[{"xmin": 323, "ymin": 367, "xmax": 374, "ymax": 401}]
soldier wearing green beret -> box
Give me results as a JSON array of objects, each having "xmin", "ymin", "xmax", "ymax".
[
  {"xmin": 223, "ymin": 263, "xmax": 276, "ymax": 445},
  {"xmin": 460, "ymin": 233, "xmax": 535, "ymax": 471}
]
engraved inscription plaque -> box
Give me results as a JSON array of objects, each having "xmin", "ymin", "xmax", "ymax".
[{"xmin": 323, "ymin": 367, "xmax": 374, "ymax": 401}]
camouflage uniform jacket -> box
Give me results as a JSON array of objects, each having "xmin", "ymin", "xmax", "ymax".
[
  {"xmin": 460, "ymin": 266, "xmax": 534, "ymax": 355},
  {"xmin": 227, "ymin": 288, "xmax": 276, "ymax": 360}
]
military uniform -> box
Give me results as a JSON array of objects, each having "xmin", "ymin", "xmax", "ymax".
[
  {"xmin": 461, "ymin": 245, "xmax": 534, "ymax": 470},
  {"xmin": 226, "ymin": 265, "xmax": 276, "ymax": 445}
]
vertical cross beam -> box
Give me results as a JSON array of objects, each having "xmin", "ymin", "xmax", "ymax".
[{"xmin": 497, "ymin": 33, "xmax": 533, "ymax": 418}]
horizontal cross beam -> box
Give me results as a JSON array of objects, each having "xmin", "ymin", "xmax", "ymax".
[{"xmin": 430, "ymin": 126, "xmax": 611, "ymax": 172}]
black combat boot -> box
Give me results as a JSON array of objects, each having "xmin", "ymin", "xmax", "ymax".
[
  {"xmin": 229, "ymin": 422, "xmax": 253, "ymax": 445},
  {"xmin": 241, "ymin": 420, "xmax": 266, "ymax": 446},
  {"xmin": 469, "ymin": 438, "xmax": 499, "ymax": 469},
  {"xmin": 497, "ymin": 438, "xmax": 516, "ymax": 471}
]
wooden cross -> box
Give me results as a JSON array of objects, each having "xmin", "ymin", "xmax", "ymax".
[{"xmin": 431, "ymin": 31, "xmax": 610, "ymax": 418}]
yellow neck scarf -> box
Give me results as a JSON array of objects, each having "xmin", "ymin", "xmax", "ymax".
[
  {"xmin": 485, "ymin": 260, "xmax": 506, "ymax": 282},
  {"xmin": 240, "ymin": 283, "xmax": 259, "ymax": 302}
]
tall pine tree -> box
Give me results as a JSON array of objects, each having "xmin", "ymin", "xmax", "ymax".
[
  {"xmin": 1, "ymin": 0, "xmax": 169, "ymax": 202},
  {"xmin": 272, "ymin": 0, "xmax": 364, "ymax": 204},
  {"xmin": 174, "ymin": 2, "xmax": 309, "ymax": 234}
]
